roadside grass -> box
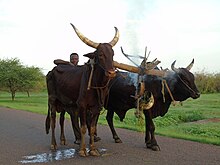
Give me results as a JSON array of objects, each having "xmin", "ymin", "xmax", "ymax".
[
  {"xmin": 0, "ymin": 91, "xmax": 220, "ymax": 146},
  {"xmin": 99, "ymin": 93, "xmax": 220, "ymax": 145},
  {"xmin": 0, "ymin": 92, "xmax": 48, "ymax": 114},
  {"xmin": 156, "ymin": 122, "xmax": 220, "ymax": 145}
]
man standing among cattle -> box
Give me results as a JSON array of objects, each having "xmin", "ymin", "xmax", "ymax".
[{"xmin": 70, "ymin": 53, "xmax": 79, "ymax": 66}]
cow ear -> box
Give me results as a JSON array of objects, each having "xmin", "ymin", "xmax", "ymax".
[{"xmin": 83, "ymin": 52, "xmax": 95, "ymax": 59}]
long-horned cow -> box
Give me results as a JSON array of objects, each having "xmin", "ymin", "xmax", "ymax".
[
  {"xmin": 45, "ymin": 23, "xmax": 119, "ymax": 156},
  {"xmin": 105, "ymin": 58, "xmax": 200, "ymax": 151}
]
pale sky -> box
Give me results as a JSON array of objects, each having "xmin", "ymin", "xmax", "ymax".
[{"xmin": 0, "ymin": 0, "xmax": 220, "ymax": 75}]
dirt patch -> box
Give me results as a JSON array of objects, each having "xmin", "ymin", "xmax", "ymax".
[{"xmin": 191, "ymin": 118, "xmax": 220, "ymax": 124}]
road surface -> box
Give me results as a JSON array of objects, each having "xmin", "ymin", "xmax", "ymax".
[{"xmin": 0, "ymin": 107, "xmax": 220, "ymax": 165}]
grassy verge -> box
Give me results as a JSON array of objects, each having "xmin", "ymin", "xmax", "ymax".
[
  {"xmin": 0, "ymin": 92, "xmax": 48, "ymax": 114},
  {"xmin": 0, "ymin": 91, "xmax": 220, "ymax": 146}
]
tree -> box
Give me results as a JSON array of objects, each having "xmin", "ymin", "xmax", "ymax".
[
  {"xmin": 19, "ymin": 66, "xmax": 45, "ymax": 97},
  {"xmin": 0, "ymin": 58, "xmax": 24, "ymax": 100},
  {"xmin": 0, "ymin": 58, "xmax": 45, "ymax": 100}
]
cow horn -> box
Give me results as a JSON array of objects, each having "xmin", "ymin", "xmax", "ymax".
[
  {"xmin": 186, "ymin": 59, "xmax": 194, "ymax": 70},
  {"xmin": 171, "ymin": 60, "xmax": 179, "ymax": 73},
  {"xmin": 70, "ymin": 23, "xmax": 99, "ymax": 49},
  {"xmin": 109, "ymin": 27, "xmax": 119, "ymax": 47}
]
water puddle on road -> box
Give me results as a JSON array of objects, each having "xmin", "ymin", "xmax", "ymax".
[{"xmin": 19, "ymin": 148, "xmax": 107, "ymax": 164}]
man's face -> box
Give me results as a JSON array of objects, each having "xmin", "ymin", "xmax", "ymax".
[{"xmin": 70, "ymin": 55, "xmax": 79, "ymax": 65}]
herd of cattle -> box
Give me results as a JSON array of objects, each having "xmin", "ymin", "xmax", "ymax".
[{"xmin": 45, "ymin": 24, "xmax": 200, "ymax": 157}]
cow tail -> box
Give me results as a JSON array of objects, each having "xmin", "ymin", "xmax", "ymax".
[{"xmin": 45, "ymin": 104, "xmax": 51, "ymax": 134}]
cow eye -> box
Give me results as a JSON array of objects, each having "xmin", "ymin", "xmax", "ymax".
[
  {"xmin": 99, "ymin": 52, "xmax": 104, "ymax": 58},
  {"xmin": 181, "ymin": 76, "xmax": 187, "ymax": 82},
  {"xmin": 180, "ymin": 75, "xmax": 184, "ymax": 80}
]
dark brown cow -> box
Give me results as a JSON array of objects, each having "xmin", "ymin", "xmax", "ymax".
[
  {"xmin": 45, "ymin": 23, "xmax": 119, "ymax": 156},
  {"xmin": 104, "ymin": 59, "xmax": 200, "ymax": 151}
]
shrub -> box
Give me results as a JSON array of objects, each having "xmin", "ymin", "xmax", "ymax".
[
  {"xmin": 178, "ymin": 111, "xmax": 204, "ymax": 122},
  {"xmin": 194, "ymin": 70, "xmax": 220, "ymax": 93}
]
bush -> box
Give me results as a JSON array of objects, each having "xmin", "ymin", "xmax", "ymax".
[
  {"xmin": 154, "ymin": 113, "xmax": 181, "ymax": 127},
  {"xmin": 178, "ymin": 111, "xmax": 204, "ymax": 122},
  {"xmin": 194, "ymin": 70, "xmax": 220, "ymax": 93}
]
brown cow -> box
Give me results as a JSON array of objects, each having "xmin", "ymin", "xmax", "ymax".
[{"xmin": 45, "ymin": 23, "xmax": 119, "ymax": 156}]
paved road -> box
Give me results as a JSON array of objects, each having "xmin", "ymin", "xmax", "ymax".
[{"xmin": 1, "ymin": 107, "xmax": 220, "ymax": 165}]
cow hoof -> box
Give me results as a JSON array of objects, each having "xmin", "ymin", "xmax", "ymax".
[
  {"xmin": 50, "ymin": 144, "xmax": 57, "ymax": 151},
  {"xmin": 115, "ymin": 138, "xmax": 122, "ymax": 143},
  {"xmin": 60, "ymin": 140, "xmax": 66, "ymax": 145},
  {"xmin": 79, "ymin": 150, "xmax": 89, "ymax": 157},
  {"xmin": 89, "ymin": 149, "xmax": 100, "ymax": 156},
  {"xmin": 146, "ymin": 143, "xmax": 160, "ymax": 151},
  {"xmin": 74, "ymin": 139, "xmax": 81, "ymax": 145},
  {"xmin": 151, "ymin": 145, "xmax": 160, "ymax": 151},
  {"xmin": 94, "ymin": 136, "xmax": 101, "ymax": 142}
]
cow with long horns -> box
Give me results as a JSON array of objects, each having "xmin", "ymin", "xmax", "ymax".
[
  {"xmin": 104, "ymin": 58, "xmax": 200, "ymax": 151},
  {"xmin": 45, "ymin": 23, "xmax": 119, "ymax": 156},
  {"xmin": 143, "ymin": 59, "xmax": 200, "ymax": 150}
]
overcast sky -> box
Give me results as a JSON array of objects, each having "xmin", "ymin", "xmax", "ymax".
[{"xmin": 0, "ymin": 0, "xmax": 220, "ymax": 74}]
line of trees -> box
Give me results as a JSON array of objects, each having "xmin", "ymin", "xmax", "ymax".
[
  {"xmin": 195, "ymin": 71, "xmax": 220, "ymax": 93},
  {"xmin": 0, "ymin": 58, "xmax": 46, "ymax": 100},
  {"xmin": 0, "ymin": 58, "xmax": 219, "ymax": 101}
]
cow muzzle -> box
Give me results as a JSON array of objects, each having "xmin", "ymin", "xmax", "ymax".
[
  {"xmin": 192, "ymin": 92, "xmax": 200, "ymax": 99},
  {"xmin": 106, "ymin": 69, "xmax": 116, "ymax": 79}
]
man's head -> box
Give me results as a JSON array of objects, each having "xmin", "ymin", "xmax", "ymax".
[{"xmin": 70, "ymin": 53, "xmax": 79, "ymax": 66}]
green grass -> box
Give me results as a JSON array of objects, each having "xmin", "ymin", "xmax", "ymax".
[
  {"xmin": 0, "ymin": 92, "xmax": 48, "ymax": 114},
  {"xmin": 151, "ymin": 93, "xmax": 220, "ymax": 145},
  {"xmin": 156, "ymin": 122, "xmax": 220, "ymax": 145},
  {"xmin": 0, "ymin": 91, "xmax": 220, "ymax": 146},
  {"xmin": 99, "ymin": 93, "xmax": 220, "ymax": 145}
]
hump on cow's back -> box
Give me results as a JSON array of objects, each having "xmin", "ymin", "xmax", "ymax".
[
  {"xmin": 54, "ymin": 59, "xmax": 71, "ymax": 65},
  {"xmin": 53, "ymin": 59, "xmax": 77, "ymax": 73}
]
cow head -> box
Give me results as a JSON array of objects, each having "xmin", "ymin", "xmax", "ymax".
[
  {"xmin": 171, "ymin": 59, "xmax": 200, "ymax": 100},
  {"xmin": 70, "ymin": 23, "xmax": 119, "ymax": 79}
]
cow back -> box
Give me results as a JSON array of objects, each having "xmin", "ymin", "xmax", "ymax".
[{"xmin": 50, "ymin": 64, "xmax": 89, "ymax": 106}]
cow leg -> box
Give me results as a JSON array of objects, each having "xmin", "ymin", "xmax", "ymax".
[
  {"xmin": 50, "ymin": 105, "xmax": 57, "ymax": 150},
  {"xmin": 86, "ymin": 112, "xmax": 101, "ymax": 143},
  {"xmin": 106, "ymin": 109, "xmax": 122, "ymax": 143},
  {"xmin": 59, "ymin": 110, "xmax": 66, "ymax": 145},
  {"xmin": 145, "ymin": 116, "xmax": 151, "ymax": 146},
  {"xmin": 149, "ymin": 120, "xmax": 160, "ymax": 151},
  {"xmin": 79, "ymin": 125, "xmax": 88, "ymax": 156},
  {"xmin": 89, "ymin": 114, "xmax": 100, "ymax": 156},
  {"xmin": 144, "ymin": 111, "xmax": 160, "ymax": 151},
  {"xmin": 92, "ymin": 114, "xmax": 101, "ymax": 142},
  {"xmin": 78, "ymin": 110, "xmax": 89, "ymax": 157},
  {"xmin": 69, "ymin": 110, "xmax": 81, "ymax": 145}
]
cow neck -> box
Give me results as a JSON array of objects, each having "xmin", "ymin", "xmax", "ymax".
[
  {"xmin": 87, "ymin": 59, "xmax": 111, "ymax": 90},
  {"xmin": 87, "ymin": 59, "xmax": 111, "ymax": 108},
  {"xmin": 161, "ymin": 79, "xmax": 177, "ymax": 106}
]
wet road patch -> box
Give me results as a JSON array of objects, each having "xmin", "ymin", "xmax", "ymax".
[{"xmin": 19, "ymin": 148, "xmax": 107, "ymax": 163}]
